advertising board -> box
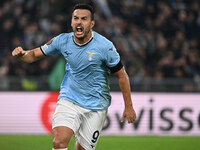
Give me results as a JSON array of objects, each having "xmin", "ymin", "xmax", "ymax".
[{"xmin": 0, "ymin": 92, "xmax": 199, "ymax": 135}]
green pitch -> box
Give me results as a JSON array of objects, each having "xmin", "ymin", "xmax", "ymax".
[{"xmin": 0, "ymin": 135, "xmax": 200, "ymax": 150}]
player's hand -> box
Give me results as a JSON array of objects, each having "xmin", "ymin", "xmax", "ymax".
[
  {"xmin": 12, "ymin": 47, "xmax": 27, "ymax": 58},
  {"xmin": 121, "ymin": 106, "xmax": 136, "ymax": 123}
]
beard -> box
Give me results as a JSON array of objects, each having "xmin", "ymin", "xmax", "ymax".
[{"xmin": 73, "ymin": 25, "xmax": 91, "ymax": 41}]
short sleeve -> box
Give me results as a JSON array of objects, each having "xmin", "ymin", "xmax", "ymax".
[
  {"xmin": 41, "ymin": 35, "xmax": 61, "ymax": 56},
  {"xmin": 105, "ymin": 43, "xmax": 120, "ymax": 67}
]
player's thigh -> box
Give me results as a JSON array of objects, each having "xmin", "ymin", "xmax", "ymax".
[
  {"xmin": 52, "ymin": 126, "xmax": 74, "ymax": 146},
  {"xmin": 52, "ymin": 99, "xmax": 81, "ymax": 147},
  {"xmin": 52, "ymin": 99, "xmax": 81, "ymax": 133},
  {"xmin": 76, "ymin": 109, "xmax": 107, "ymax": 150}
]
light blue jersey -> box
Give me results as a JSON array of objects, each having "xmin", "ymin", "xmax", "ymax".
[{"xmin": 41, "ymin": 31, "xmax": 120, "ymax": 110}]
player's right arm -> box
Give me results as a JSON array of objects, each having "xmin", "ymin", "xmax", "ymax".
[{"xmin": 12, "ymin": 47, "xmax": 45, "ymax": 63}]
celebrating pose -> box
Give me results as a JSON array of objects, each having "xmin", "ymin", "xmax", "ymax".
[{"xmin": 12, "ymin": 3, "xmax": 136, "ymax": 150}]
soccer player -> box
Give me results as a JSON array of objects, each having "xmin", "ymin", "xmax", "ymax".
[{"xmin": 12, "ymin": 3, "xmax": 136, "ymax": 150}]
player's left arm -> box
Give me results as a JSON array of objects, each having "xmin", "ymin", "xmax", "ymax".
[{"xmin": 114, "ymin": 66, "xmax": 136, "ymax": 123}]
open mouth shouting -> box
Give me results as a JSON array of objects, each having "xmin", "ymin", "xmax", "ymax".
[{"xmin": 75, "ymin": 26, "xmax": 84, "ymax": 36}]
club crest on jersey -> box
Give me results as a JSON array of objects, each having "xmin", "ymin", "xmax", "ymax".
[{"xmin": 86, "ymin": 51, "xmax": 96, "ymax": 61}]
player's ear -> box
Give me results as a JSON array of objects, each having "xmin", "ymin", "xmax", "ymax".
[
  {"xmin": 91, "ymin": 20, "xmax": 95, "ymax": 28},
  {"xmin": 71, "ymin": 14, "xmax": 74, "ymax": 28},
  {"xmin": 71, "ymin": 20, "xmax": 74, "ymax": 29}
]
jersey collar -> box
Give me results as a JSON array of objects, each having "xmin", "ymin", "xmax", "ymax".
[{"xmin": 73, "ymin": 31, "xmax": 94, "ymax": 46}]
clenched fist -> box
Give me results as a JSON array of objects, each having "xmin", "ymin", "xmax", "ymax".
[{"xmin": 12, "ymin": 47, "xmax": 27, "ymax": 57}]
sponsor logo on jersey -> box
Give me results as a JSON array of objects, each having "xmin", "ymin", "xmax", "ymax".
[
  {"xmin": 64, "ymin": 51, "xmax": 72, "ymax": 56},
  {"xmin": 109, "ymin": 47, "xmax": 113, "ymax": 51}
]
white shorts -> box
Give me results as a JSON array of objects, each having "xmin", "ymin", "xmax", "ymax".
[{"xmin": 52, "ymin": 99, "xmax": 107, "ymax": 150}]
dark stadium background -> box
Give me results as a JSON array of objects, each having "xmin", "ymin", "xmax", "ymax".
[
  {"xmin": 0, "ymin": 0, "xmax": 200, "ymax": 150},
  {"xmin": 0, "ymin": 0, "xmax": 200, "ymax": 92}
]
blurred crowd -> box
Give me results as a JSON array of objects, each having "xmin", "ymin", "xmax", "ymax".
[{"xmin": 0, "ymin": 0, "xmax": 200, "ymax": 84}]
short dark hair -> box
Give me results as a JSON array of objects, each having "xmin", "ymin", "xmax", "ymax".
[{"xmin": 73, "ymin": 3, "xmax": 94, "ymax": 20}]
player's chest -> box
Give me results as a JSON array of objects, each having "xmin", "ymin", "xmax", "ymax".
[{"xmin": 61, "ymin": 45, "xmax": 103, "ymax": 68}]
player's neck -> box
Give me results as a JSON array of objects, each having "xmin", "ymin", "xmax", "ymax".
[{"xmin": 74, "ymin": 31, "xmax": 94, "ymax": 46}]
